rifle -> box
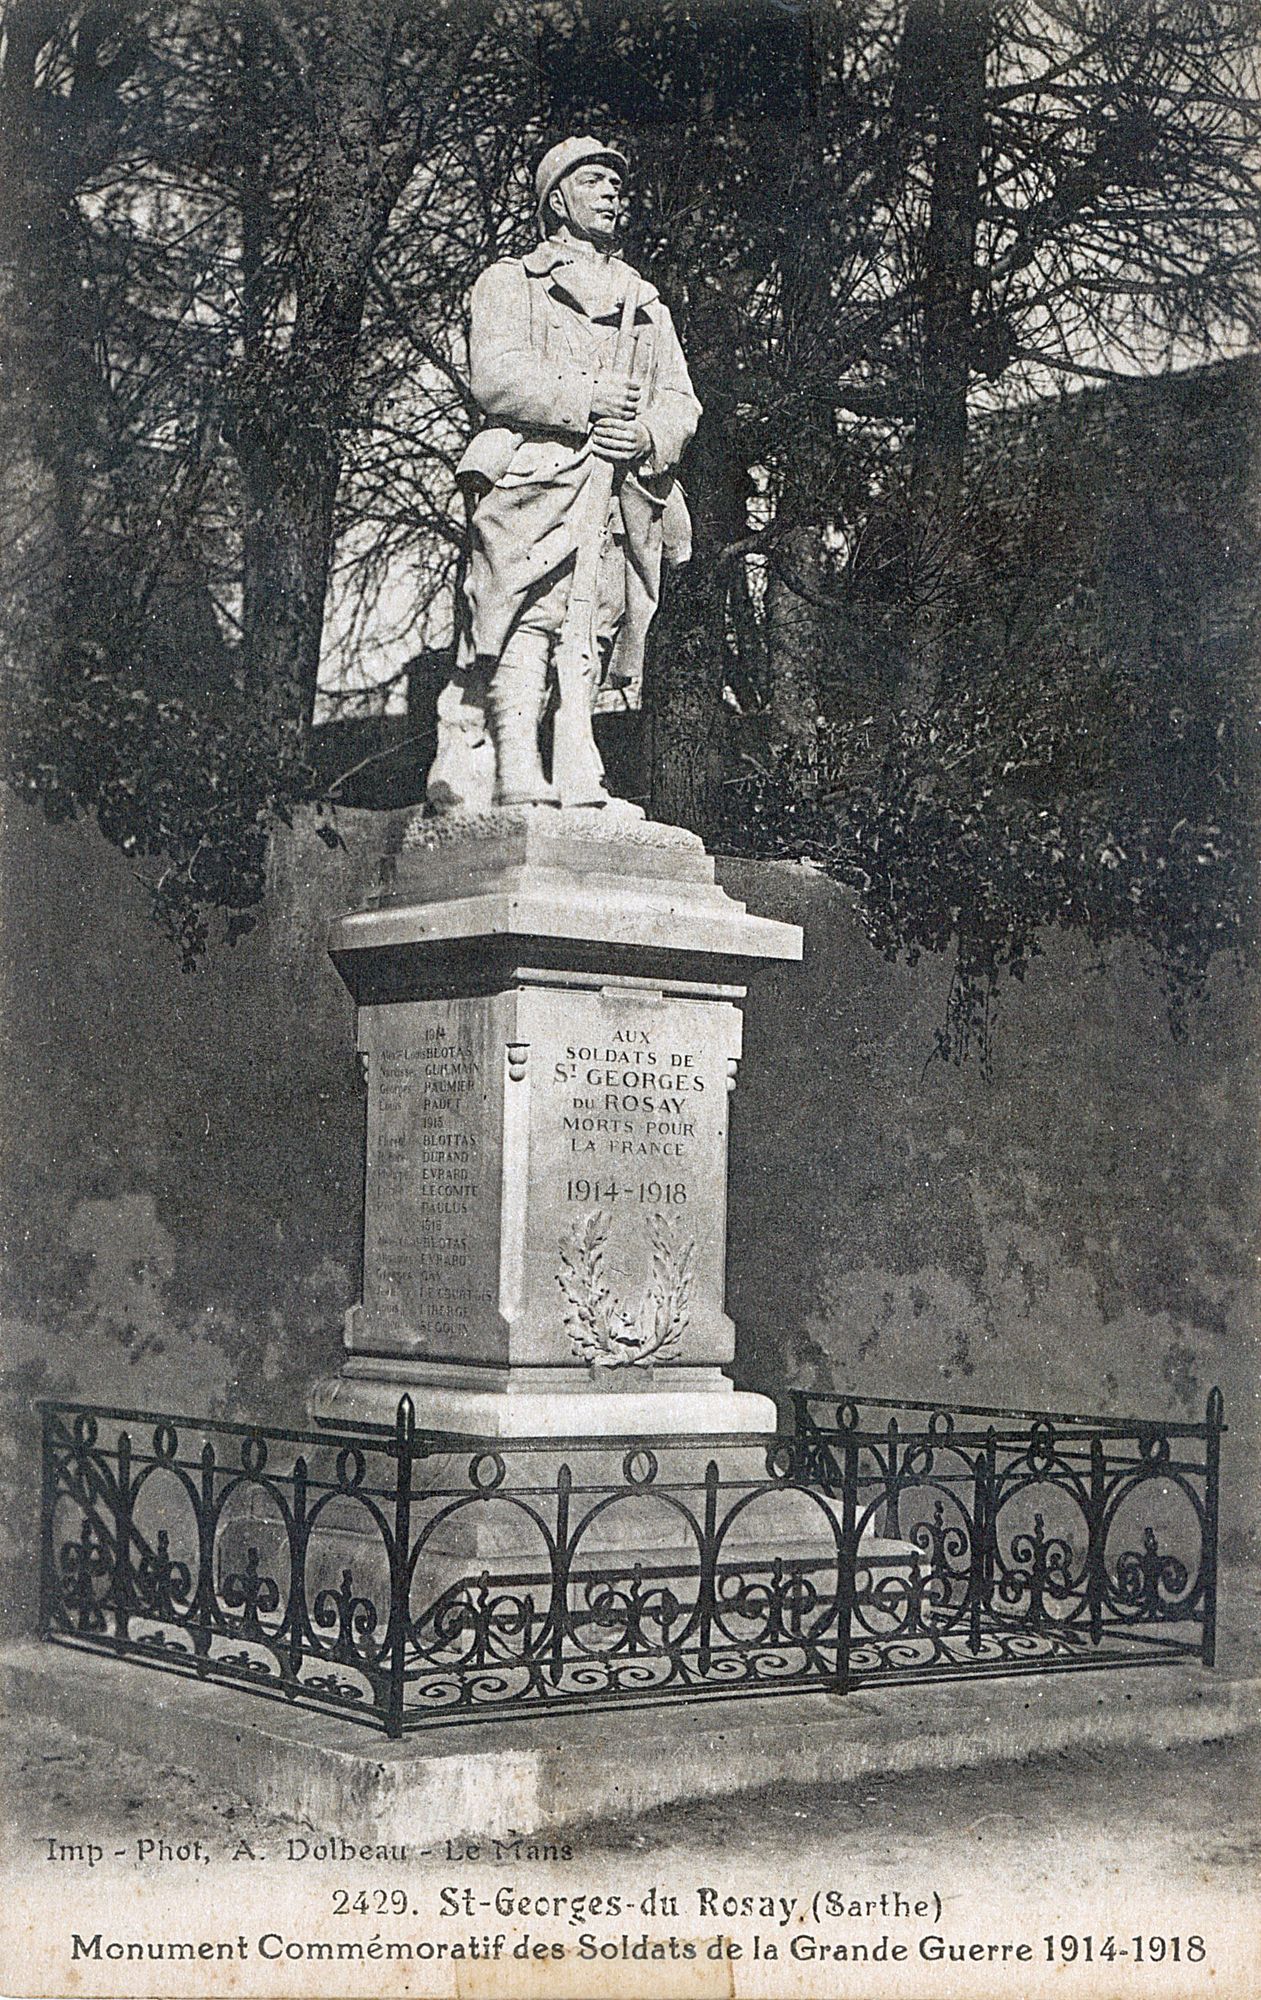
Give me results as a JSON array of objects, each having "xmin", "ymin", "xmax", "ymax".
[{"xmin": 550, "ymin": 276, "xmax": 639, "ymax": 807}]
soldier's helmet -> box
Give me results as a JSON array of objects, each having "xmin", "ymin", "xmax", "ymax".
[{"xmin": 535, "ymin": 135, "xmax": 630, "ymax": 234}]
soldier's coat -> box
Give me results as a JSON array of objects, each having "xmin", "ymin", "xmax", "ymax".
[{"xmin": 455, "ymin": 239, "xmax": 702, "ymax": 697}]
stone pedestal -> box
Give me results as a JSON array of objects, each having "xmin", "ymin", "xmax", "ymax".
[{"xmin": 310, "ymin": 806, "xmax": 802, "ymax": 1439}]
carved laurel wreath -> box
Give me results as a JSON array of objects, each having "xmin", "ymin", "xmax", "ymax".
[{"xmin": 557, "ymin": 1209, "xmax": 694, "ymax": 1368}]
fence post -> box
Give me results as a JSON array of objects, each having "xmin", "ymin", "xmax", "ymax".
[
  {"xmin": 193, "ymin": 1439, "xmax": 216, "ymax": 1660},
  {"xmin": 982, "ymin": 1426, "xmax": 998, "ymax": 1625},
  {"xmin": 112, "ymin": 1430, "xmax": 133, "ymax": 1645},
  {"xmin": 288, "ymin": 1454, "xmax": 308, "ymax": 1688},
  {"xmin": 967, "ymin": 1439, "xmax": 990, "ymax": 1656},
  {"xmin": 833, "ymin": 1426, "xmax": 859, "ymax": 1696},
  {"xmin": 549, "ymin": 1461, "xmax": 572, "ymax": 1688},
  {"xmin": 884, "ymin": 1419, "xmax": 901, "ymax": 1538},
  {"xmin": 1087, "ymin": 1435, "xmax": 1106, "ymax": 1648},
  {"xmin": 387, "ymin": 1398, "xmax": 415, "ymax": 1737},
  {"xmin": 38, "ymin": 1405, "xmax": 57, "ymax": 1637},
  {"xmin": 697, "ymin": 1459, "xmax": 720, "ymax": 1680},
  {"xmin": 1201, "ymin": 1387, "xmax": 1223, "ymax": 1668}
]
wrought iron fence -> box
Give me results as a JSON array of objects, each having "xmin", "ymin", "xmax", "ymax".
[
  {"xmin": 38, "ymin": 1386, "xmax": 1221, "ymax": 1737},
  {"xmin": 791, "ymin": 1388, "xmax": 1222, "ymax": 1688}
]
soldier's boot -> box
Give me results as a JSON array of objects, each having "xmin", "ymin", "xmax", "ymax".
[
  {"xmin": 425, "ymin": 665, "xmax": 496, "ymax": 812},
  {"xmin": 551, "ymin": 649, "xmax": 610, "ymax": 809},
  {"xmin": 489, "ymin": 632, "xmax": 560, "ymax": 807}
]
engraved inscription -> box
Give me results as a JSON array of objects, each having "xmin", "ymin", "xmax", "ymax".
[
  {"xmin": 366, "ymin": 1015, "xmax": 484, "ymax": 1333},
  {"xmin": 550, "ymin": 1024, "xmax": 708, "ymax": 1185},
  {"xmin": 524, "ymin": 1001, "xmax": 732, "ymax": 1366}
]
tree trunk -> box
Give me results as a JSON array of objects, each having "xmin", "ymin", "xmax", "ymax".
[
  {"xmin": 902, "ymin": 0, "xmax": 990, "ymax": 711},
  {"xmin": 229, "ymin": 2, "xmax": 480, "ymax": 746},
  {"xmin": 232, "ymin": 31, "xmax": 378, "ymax": 746},
  {"xmin": 0, "ymin": 4, "xmax": 130, "ymax": 703},
  {"xmin": 238, "ymin": 411, "xmax": 344, "ymax": 749},
  {"xmin": 233, "ymin": 11, "xmax": 341, "ymax": 748},
  {"xmin": 765, "ymin": 523, "xmax": 827, "ymax": 758},
  {"xmin": 643, "ymin": 558, "xmax": 726, "ymax": 833},
  {"xmin": 644, "ymin": 414, "xmax": 747, "ymax": 833}
]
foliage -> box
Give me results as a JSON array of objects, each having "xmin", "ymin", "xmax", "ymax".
[
  {"xmin": 723, "ymin": 684, "xmax": 1251, "ymax": 1068},
  {"xmin": 3, "ymin": 0, "xmax": 1258, "ymax": 1039},
  {"xmin": 3, "ymin": 559, "xmax": 331, "ymax": 967},
  {"xmin": 719, "ymin": 368, "xmax": 1259, "ymax": 1065}
]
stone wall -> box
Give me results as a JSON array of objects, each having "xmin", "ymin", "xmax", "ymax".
[
  {"xmin": 721, "ymin": 861, "xmax": 1258, "ymax": 1541},
  {"xmin": 3, "ymin": 796, "xmax": 1256, "ymax": 1624}
]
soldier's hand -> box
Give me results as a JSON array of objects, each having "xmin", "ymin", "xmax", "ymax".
[
  {"xmin": 590, "ymin": 372, "xmax": 641, "ymax": 420},
  {"xmin": 590, "ymin": 416, "xmax": 651, "ymax": 463}
]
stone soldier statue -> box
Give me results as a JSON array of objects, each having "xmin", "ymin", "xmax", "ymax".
[{"xmin": 425, "ymin": 135, "xmax": 702, "ymax": 812}]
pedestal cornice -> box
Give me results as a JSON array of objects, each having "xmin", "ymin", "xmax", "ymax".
[{"xmin": 328, "ymin": 804, "xmax": 802, "ymax": 1003}]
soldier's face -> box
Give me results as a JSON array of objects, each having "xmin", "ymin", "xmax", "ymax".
[{"xmin": 554, "ymin": 164, "xmax": 623, "ymax": 247}]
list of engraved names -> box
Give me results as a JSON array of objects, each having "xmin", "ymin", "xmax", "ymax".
[{"xmin": 369, "ymin": 1015, "xmax": 480, "ymax": 1331}]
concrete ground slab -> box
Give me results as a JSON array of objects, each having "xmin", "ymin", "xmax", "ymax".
[{"xmin": 4, "ymin": 1600, "xmax": 1259, "ymax": 1849}]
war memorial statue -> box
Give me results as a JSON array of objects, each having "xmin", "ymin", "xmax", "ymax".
[
  {"xmin": 425, "ymin": 134, "xmax": 701, "ymax": 813},
  {"xmin": 312, "ymin": 132, "xmax": 800, "ymax": 1441}
]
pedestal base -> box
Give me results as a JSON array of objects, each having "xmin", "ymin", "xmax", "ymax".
[{"xmin": 309, "ymin": 1360, "xmax": 778, "ymax": 1438}]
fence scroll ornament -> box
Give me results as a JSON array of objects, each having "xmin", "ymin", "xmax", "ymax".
[
  {"xmin": 557, "ymin": 1210, "xmax": 694, "ymax": 1366},
  {"xmin": 38, "ymin": 1387, "xmax": 1222, "ymax": 1738}
]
